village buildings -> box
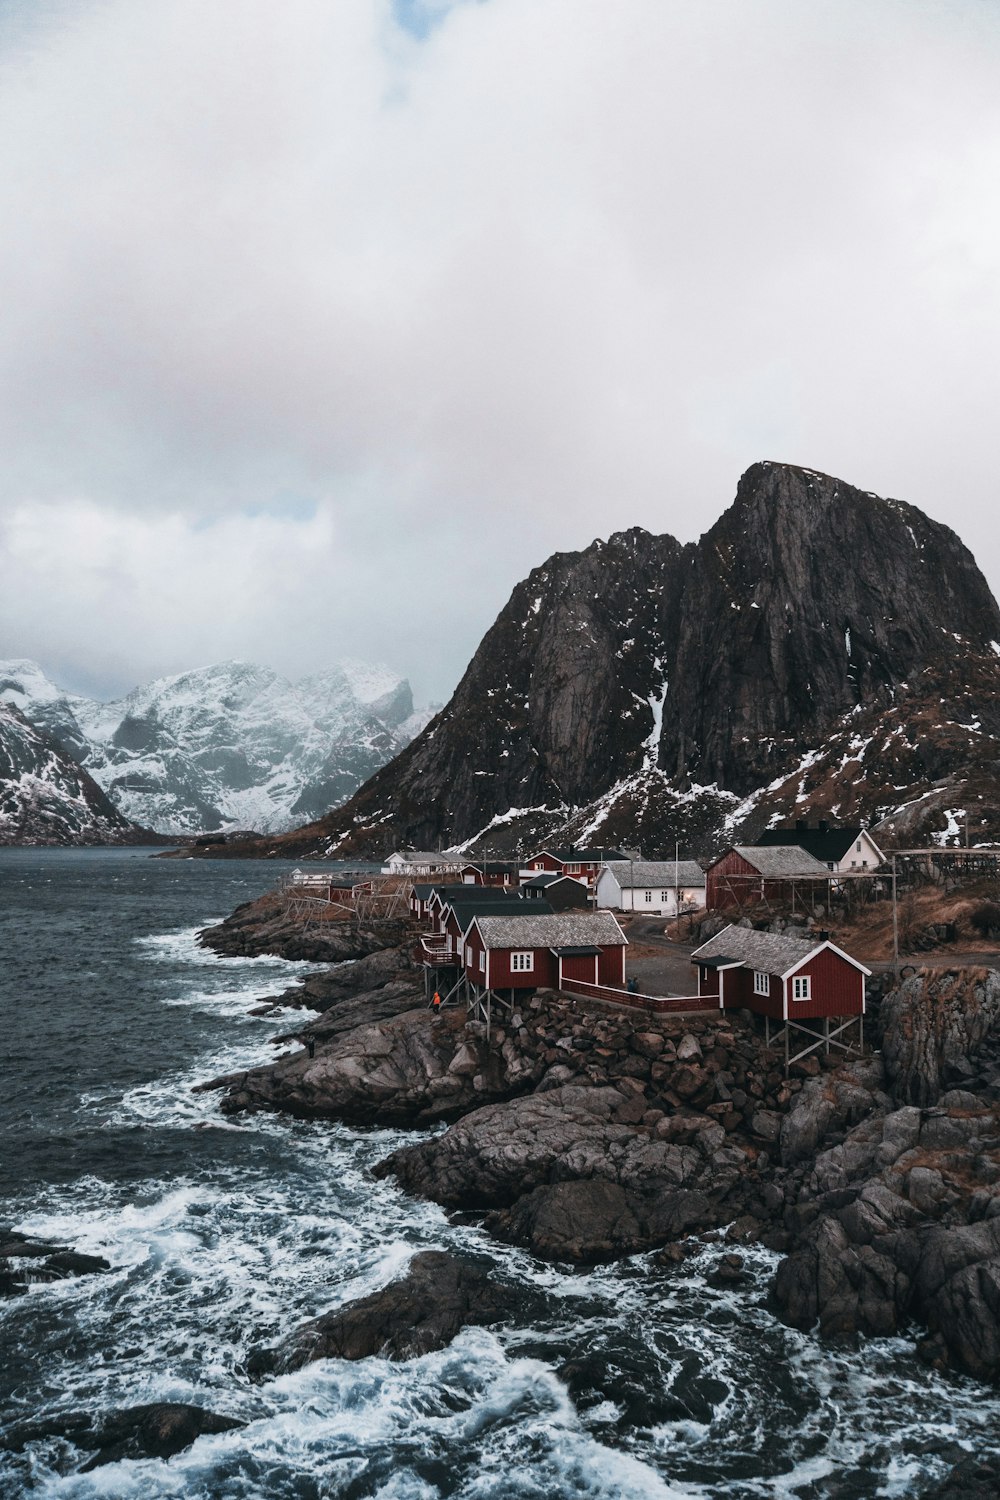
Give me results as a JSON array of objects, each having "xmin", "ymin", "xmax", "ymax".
[
  {"xmin": 705, "ymin": 845, "xmax": 831, "ymax": 912},
  {"xmin": 754, "ymin": 820, "xmax": 885, "ymax": 872},
  {"xmin": 596, "ymin": 859, "xmax": 706, "ymax": 917},
  {"xmin": 518, "ymin": 847, "xmax": 627, "ymax": 890},
  {"xmin": 462, "ymin": 910, "xmax": 628, "ymax": 993}
]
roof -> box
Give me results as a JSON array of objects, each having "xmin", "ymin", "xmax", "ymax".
[
  {"xmin": 460, "ymin": 860, "xmax": 518, "ymax": 874},
  {"xmin": 600, "ymin": 859, "xmax": 705, "ymax": 888},
  {"xmin": 755, "ymin": 825, "xmax": 884, "ymax": 865},
  {"xmin": 454, "ymin": 898, "xmax": 552, "ymax": 931},
  {"xmin": 551, "ymin": 945, "xmax": 601, "ymax": 957},
  {"xmin": 472, "ymin": 911, "xmax": 627, "ymax": 950},
  {"xmin": 724, "ymin": 845, "xmax": 830, "ymax": 878},
  {"xmin": 691, "ymin": 924, "xmax": 871, "ymax": 977},
  {"xmin": 411, "ymin": 883, "xmax": 437, "ymax": 898},
  {"xmin": 521, "ymin": 872, "xmax": 587, "ymax": 889},
  {"xmin": 525, "ymin": 847, "xmax": 627, "ymax": 864},
  {"xmin": 431, "ymin": 884, "xmax": 519, "ymax": 905}
]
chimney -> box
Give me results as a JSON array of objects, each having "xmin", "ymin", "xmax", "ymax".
[
  {"xmin": 795, "ymin": 818, "xmax": 807, "ymax": 832},
  {"xmin": 818, "ymin": 819, "xmax": 829, "ymax": 834}
]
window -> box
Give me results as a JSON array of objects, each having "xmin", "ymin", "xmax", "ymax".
[
  {"xmin": 479, "ymin": 951, "xmax": 485, "ymax": 972},
  {"xmin": 511, "ymin": 951, "xmax": 534, "ymax": 972},
  {"xmin": 660, "ymin": 891, "xmax": 670, "ymax": 903},
  {"xmin": 753, "ymin": 970, "xmax": 769, "ymax": 996},
  {"xmin": 792, "ymin": 975, "xmax": 812, "ymax": 1001},
  {"xmin": 465, "ymin": 944, "xmax": 472, "ymax": 965},
  {"xmin": 644, "ymin": 890, "xmax": 652, "ymax": 903},
  {"xmin": 856, "ymin": 841, "xmax": 862, "ymax": 853},
  {"xmin": 567, "ymin": 863, "xmax": 581, "ymax": 874}
]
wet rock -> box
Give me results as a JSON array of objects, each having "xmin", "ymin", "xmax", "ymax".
[
  {"xmin": 254, "ymin": 1252, "xmax": 510, "ymax": 1371},
  {"xmin": 0, "ymin": 1232, "xmax": 110, "ymax": 1296},
  {"xmin": 78, "ymin": 1404, "xmax": 243, "ymax": 1471}
]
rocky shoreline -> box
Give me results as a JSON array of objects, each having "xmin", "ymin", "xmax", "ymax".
[{"xmin": 195, "ymin": 896, "xmax": 1000, "ymax": 1397}]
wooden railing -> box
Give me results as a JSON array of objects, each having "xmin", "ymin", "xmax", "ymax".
[{"xmin": 561, "ymin": 978, "xmax": 721, "ymax": 1015}]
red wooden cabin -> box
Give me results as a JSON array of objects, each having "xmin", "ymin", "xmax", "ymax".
[
  {"xmin": 691, "ymin": 925, "xmax": 869, "ymax": 1020},
  {"xmin": 518, "ymin": 847, "xmax": 626, "ymax": 890},
  {"xmin": 458, "ymin": 861, "xmax": 519, "ymax": 888},
  {"xmin": 463, "ymin": 911, "xmax": 627, "ymax": 991},
  {"xmin": 705, "ymin": 846, "xmax": 830, "ymax": 912}
]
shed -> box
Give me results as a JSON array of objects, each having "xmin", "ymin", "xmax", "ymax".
[{"xmin": 705, "ymin": 845, "xmax": 830, "ymax": 912}]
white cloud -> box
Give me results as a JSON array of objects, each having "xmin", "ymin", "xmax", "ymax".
[{"xmin": 1, "ymin": 0, "xmax": 1000, "ymax": 702}]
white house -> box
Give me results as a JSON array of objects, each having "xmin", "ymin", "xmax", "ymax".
[
  {"xmin": 595, "ymin": 859, "xmax": 707, "ymax": 917},
  {"xmin": 382, "ymin": 849, "xmax": 464, "ymax": 877},
  {"xmin": 754, "ymin": 821, "xmax": 885, "ymax": 874}
]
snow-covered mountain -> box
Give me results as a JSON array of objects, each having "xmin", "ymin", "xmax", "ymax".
[
  {"xmin": 0, "ymin": 659, "xmax": 431, "ymax": 835},
  {"xmin": 0, "ymin": 699, "xmax": 139, "ymax": 845}
]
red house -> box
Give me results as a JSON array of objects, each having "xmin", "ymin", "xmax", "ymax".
[
  {"xmin": 518, "ymin": 847, "xmax": 626, "ymax": 890},
  {"xmin": 690, "ymin": 925, "xmax": 870, "ymax": 1021},
  {"xmin": 705, "ymin": 845, "xmax": 830, "ymax": 912},
  {"xmin": 424, "ymin": 884, "xmax": 522, "ymax": 932},
  {"xmin": 463, "ymin": 911, "xmax": 627, "ymax": 992}
]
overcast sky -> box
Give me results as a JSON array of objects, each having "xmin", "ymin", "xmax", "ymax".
[{"xmin": 1, "ymin": 0, "xmax": 999, "ymax": 706}]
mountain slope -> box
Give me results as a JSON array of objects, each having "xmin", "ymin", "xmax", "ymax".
[
  {"xmin": 0, "ymin": 701, "xmax": 142, "ymax": 845},
  {"xmin": 188, "ymin": 462, "xmax": 1000, "ymax": 859},
  {"xmin": 0, "ymin": 659, "xmax": 430, "ymax": 835}
]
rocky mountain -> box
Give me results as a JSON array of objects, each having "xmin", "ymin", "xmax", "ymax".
[
  {"xmin": 0, "ymin": 701, "xmax": 142, "ymax": 845},
  {"xmin": 0, "ymin": 659, "xmax": 431, "ymax": 835},
  {"xmin": 197, "ymin": 461, "xmax": 1000, "ymax": 860}
]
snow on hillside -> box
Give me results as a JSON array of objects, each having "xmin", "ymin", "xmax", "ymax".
[{"xmin": 0, "ymin": 658, "xmax": 426, "ymax": 835}]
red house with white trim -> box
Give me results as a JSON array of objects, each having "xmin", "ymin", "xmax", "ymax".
[
  {"xmin": 518, "ymin": 847, "xmax": 626, "ymax": 890},
  {"xmin": 463, "ymin": 911, "xmax": 627, "ymax": 992},
  {"xmin": 691, "ymin": 925, "xmax": 870, "ymax": 1020}
]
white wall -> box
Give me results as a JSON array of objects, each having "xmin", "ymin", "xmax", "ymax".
[{"xmin": 595, "ymin": 869, "xmax": 706, "ymax": 916}]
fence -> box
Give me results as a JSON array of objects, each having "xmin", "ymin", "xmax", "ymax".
[{"xmin": 560, "ymin": 977, "xmax": 721, "ymax": 1016}]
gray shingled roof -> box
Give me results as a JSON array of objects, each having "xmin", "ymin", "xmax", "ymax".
[
  {"xmin": 601, "ymin": 860, "xmax": 705, "ymax": 888},
  {"xmin": 731, "ymin": 845, "xmax": 830, "ymax": 877},
  {"xmin": 692, "ymin": 925, "xmax": 820, "ymax": 976},
  {"xmin": 473, "ymin": 911, "xmax": 626, "ymax": 950}
]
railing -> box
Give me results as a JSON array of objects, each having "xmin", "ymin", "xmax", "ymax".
[
  {"xmin": 419, "ymin": 936, "xmax": 456, "ymax": 965},
  {"xmin": 561, "ymin": 978, "xmax": 721, "ymax": 1015}
]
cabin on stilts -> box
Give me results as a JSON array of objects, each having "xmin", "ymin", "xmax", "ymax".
[{"xmin": 690, "ymin": 924, "xmax": 870, "ymax": 1073}]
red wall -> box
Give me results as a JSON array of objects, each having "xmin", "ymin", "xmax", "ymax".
[
  {"xmin": 787, "ymin": 948, "xmax": 864, "ymax": 1018},
  {"xmin": 598, "ymin": 944, "xmax": 626, "ymax": 986},
  {"xmin": 706, "ymin": 850, "xmax": 761, "ymax": 911},
  {"xmin": 561, "ymin": 953, "xmax": 598, "ymax": 985}
]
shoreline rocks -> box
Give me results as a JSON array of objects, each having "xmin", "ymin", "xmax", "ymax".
[
  {"xmin": 250, "ymin": 1251, "xmax": 512, "ymax": 1372},
  {"xmin": 0, "ymin": 1230, "xmax": 110, "ymax": 1297}
]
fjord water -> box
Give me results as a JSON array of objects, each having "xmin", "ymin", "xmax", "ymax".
[{"xmin": 1, "ymin": 850, "xmax": 996, "ymax": 1499}]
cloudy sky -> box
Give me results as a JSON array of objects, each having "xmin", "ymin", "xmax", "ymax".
[{"xmin": 1, "ymin": 0, "xmax": 999, "ymax": 706}]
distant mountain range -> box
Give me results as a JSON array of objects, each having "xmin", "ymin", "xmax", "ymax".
[
  {"xmin": 228, "ymin": 461, "xmax": 1000, "ymax": 861},
  {"xmin": 0, "ymin": 658, "xmax": 432, "ymax": 838}
]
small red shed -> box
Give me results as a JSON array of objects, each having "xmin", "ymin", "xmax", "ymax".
[
  {"xmin": 464, "ymin": 910, "xmax": 627, "ymax": 992},
  {"xmin": 690, "ymin": 925, "xmax": 870, "ymax": 1021},
  {"xmin": 705, "ymin": 846, "xmax": 830, "ymax": 912}
]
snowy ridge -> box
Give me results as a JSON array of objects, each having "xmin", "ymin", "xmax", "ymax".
[{"xmin": 0, "ymin": 659, "xmax": 428, "ymax": 835}]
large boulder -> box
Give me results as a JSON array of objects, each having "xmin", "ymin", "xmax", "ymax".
[
  {"xmin": 880, "ymin": 968, "xmax": 1000, "ymax": 1107},
  {"xmin": 253, "ymin": 1252, "xmax": 510, "ymax": 1371}
]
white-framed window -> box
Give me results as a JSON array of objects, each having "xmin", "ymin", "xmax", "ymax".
[
  {"xmin": 856, "ymin": 841, "xmax": 862, "ymax": 853},
  {"xmin": 753, "ymin": 970, "xmax": 769, "ymax": 996},
  {"xmin": 792, "ymin": 975, "xmax": 812, "ymax": 1001},
  {"xmin": 479, "ymin": 951, "xmax": 485, "ymax": 972},
  {"xmin": 567, "ymin": 863, "xmax": 581, "ymax": 874},
  {"xmin": 511, "ymin": 951, "xmax": 534, "ymax": 972},
  {"xmin": 465, "ymin": 944, "xmax": 472, "ymax": 965},
  {"xmin": 534, "ymin": 860, "xmax": 544, "ymax": 870},
  {"xmin": 644, "ymin": 890, "xmax": 652, "ymax": 903},
  {"xmin": 660, "ymin": 891, "xmax": 670, "ymax": 903}
]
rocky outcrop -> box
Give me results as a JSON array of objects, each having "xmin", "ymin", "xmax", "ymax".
[
  {"xmin": 218, "ymin": 460, "xmax": 1000, "ymax": 859},
  {"xmin": 251, "ymin": 1252, "xmax": 511, "ymax": 1372},
  {"xmin": 378, "ymin": 1084, "xmax": 743, "ymax": 1262},
  {"xmin": 0, "ymin": 1403, "xmax": 244, "ymax": 1471},
  {"xmin": 197, "ymin": 894, "xmax": 402, "ymax": 963},
  {"xmin": 0, "ymin": 1229, "xmax": 111, "ymax": 1295},
  {"xmin": 880, "ymin": 968, "xmax": 1000, "ymax": 1106}
]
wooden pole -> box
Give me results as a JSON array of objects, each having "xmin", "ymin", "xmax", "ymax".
[{"xmin": 891, "ymin": 854, "xmax": 899, "ymax": 978}]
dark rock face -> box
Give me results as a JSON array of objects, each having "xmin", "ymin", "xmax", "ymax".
[
  {"xmin": 880, "ymin": 968, "xmax": 1000, "ymax": 1107},
  {"xmin": 79, "ymin": 1404, "xmax": 241, "ymax": 1471},
  {"xmin": 253, "ymin": 1252, "xmax": 510, "ymax": 1372},
  {"xmin": 229, "ymin": 461, "xmax": 1000, "ymax": 858},
  {"xmin": 197, "ymin": 894, "xmax": 403, "ymax": 963},
  {"xmin": 0, "ymin": 1229, "xmax": 111, "ymax": 1295}
]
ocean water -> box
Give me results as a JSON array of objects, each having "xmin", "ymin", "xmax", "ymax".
[{"xmin": 1, "ymin": 848, "xmax": 997, "ymax": 1498}]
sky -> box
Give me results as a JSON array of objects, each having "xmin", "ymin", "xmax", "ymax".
[{"xmin": 1, "ymin": 0, "xmax": 1000, "ymax": 707}]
